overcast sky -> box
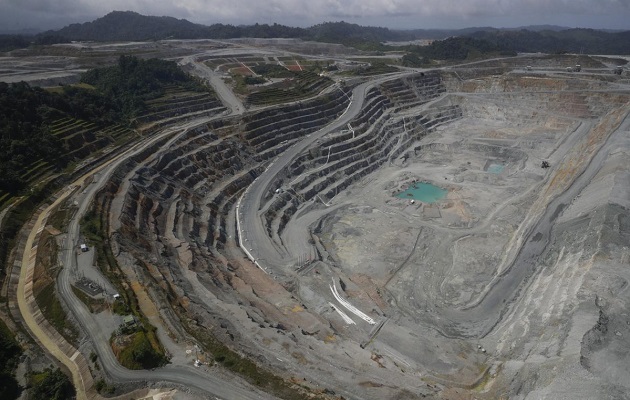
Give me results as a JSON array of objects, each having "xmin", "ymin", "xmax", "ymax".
[{"xmin": 1, "ymin": 0, "xmax": 629, "ymax": 32}]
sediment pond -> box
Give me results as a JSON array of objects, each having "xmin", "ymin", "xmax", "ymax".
[{"xmin": 396, "ymin": 182, "xmax": 447, "ymax": 203}]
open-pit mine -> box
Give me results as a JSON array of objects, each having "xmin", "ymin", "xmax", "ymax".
[{"xmin": 6, "ymin": 40, "xmax": 630, "ymax": 400}]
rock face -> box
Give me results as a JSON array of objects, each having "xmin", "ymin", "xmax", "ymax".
[{"xmin": 100, "ymin": 65, "xmax": 630, "ymax": 399}]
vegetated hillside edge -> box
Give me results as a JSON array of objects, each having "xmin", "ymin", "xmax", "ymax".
[
  {"xmin": 0, "ymin": 55, "xmax": 209, "ymax": 291},
  {"xmin": 0, "ymin": 11, "xmax": 622, "ymax": 55}
]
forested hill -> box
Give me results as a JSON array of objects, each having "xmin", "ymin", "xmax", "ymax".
[
  {"xmin": 0, "ymin": 56, "xmax": 204, "ymax": 195},
  {"xmin": 18, "ymin": 11, "xmax": 630, "ymax": 55},
  {"xmin": 41, "ymin": 11, "xmax": 306, "ymax": 41},
  {"xmin": 46, "ymin": 11, "xmax": 208, "ymax": 41},
  {"xmin": 469, "ymin": 29, "xmax": 630, "ymax": 55},
  {"xmin": 308, "ymin": 22, "xmax": 407, "ymax": 43}
]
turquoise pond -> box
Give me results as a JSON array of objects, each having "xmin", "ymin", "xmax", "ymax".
[
  {"xmin": 396, "ymin": 182, "xmax": 447, "ymax": 203},
  {"xmin": 487, "ymin": 164, "xmax": 505, "ymax": 174}
]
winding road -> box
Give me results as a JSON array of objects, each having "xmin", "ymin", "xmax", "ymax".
[
  {"xmin": 234, "ymin": 58, "xmax": 630, "ymax": 341},
  {"xmin": 16, "ymin": 99, "xmax": 272, "ymax": 398},
  {"xmin": 180, "ymin": 55, "xmax": 245, "ymax": 115},
  {"xmin": 58, "ymin": 137, "xmax": 274, "ymax": 399},
  {"xmin": 14, "ymin": 47, "xmax": 600, "ymax": 399}
]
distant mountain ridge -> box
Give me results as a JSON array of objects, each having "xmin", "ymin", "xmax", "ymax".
[
  {"xmin": 44, "ymin": 11, "xmax": 208, "ymax": 41},
  {"xmin": 21, "ymin": 11, "xmax": 630, "ymax": 55},
  {"xmin": 469, "ymin": 28, "xmax": 630, "ymax": 55}
]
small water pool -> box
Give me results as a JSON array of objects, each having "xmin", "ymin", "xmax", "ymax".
[
  {"xmin": 396, "ymin": 182, "xmax": 447, "ymax": 203},
  {"xmin": 487, "ymin": 163, "xmax": 505, "ymax": 174}
]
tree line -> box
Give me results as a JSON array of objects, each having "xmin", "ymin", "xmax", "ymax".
[
  {"xmin": 0, "ymin": 55, "xmax": 205, "ymax": 195},
  {"xmin": 401, "ymin": 36, "xmax": 517, "ymax": 66},
  {"xmin": 4, "ymin": 12, "xmax": 630, "ymax": 57}
]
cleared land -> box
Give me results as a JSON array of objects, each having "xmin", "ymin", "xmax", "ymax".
[
  {"xmin": 5, "ymin": 40, "xmax": 630, "ymax": 400},
  {"xmin": 101, "ymin": 49, "xmax": 630, "ymax": 399}
]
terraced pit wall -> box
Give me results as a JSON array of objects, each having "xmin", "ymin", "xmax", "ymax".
[
  {"xmin": 98, "ymin": 69, "xmax": 460, "ymax": 326},
  {"xmin": 50, "ymin": 56, "xmax": 627, "ymax": 398},
  {"xmin": 94, "ymin": 71, "xmax": 459, "ymax": 354},
  {"xmin": 92, "ymin": 85, "xmax": 357, "ymax": 354},
  {"xmin": 257, "ymin": 79, "xmax": 463, "ymax": 252}
]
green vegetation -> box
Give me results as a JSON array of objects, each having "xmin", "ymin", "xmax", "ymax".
[
  {"xmin": 35, "ymin": 282, "xmax": 79, "ymax": 344},
  {"xmin": 94, "ymin": 378, "xmax": 115, "ymax": 394},
  {"xmin": 2, "ymin": 31, "xmax": 328, "ymax": 398},
  {"xmin": 0, "ymin": 33, "xmax": 70, "ymax": 52},
  {"xmin": 113, "ymin": 327, "xmax": 167, "ymax": 370},
  {"xmin": 401, "ymin": 36, "xmax": 516, "ymax": 67},
  {"xmin": 401, "ymin": 52, "xmax": 427, "ymax": 67},
  {"xmin": 31, "ymin": 229, "xmax": 79, "ymax": 346},
  {"xmin": 0, "ymin": 181, "xmax": 58, "ymax": 279},
  {"xmin": 244, "ymin": 76, "xmax": 266, "ymax": 85},
  {"xmin": 470, "ymin": 29, "xmax": 630, "ymax": 55},
  {"xmin": 40, "ymin": 11, "xmax": 306, "ymax": 42},
  {"xmin": 80, "ymin": 207, "xmax": 102, "ymax": 243},
  {"xmin": 83, "ymin": 190, "xmax": 318, "ymax": 396},
  {"xmin": 81, "ymin": 55, "xmax": 207, "ymax": 120},
  {"xmin": 0, "ymin": 83, "xmax": 117, "ymax": 201},
  {"xmin": 81, "ymin": 204, "xmax": 168, "ymax": 369},
  {"xmin": 0, "ymin": 33, "xmax": 71, "ymax": 52},
  {"xmin": 0, "ymin": 82, "xmax": 67, "ymax": 195},
  {"xmin": 44, "ymin": 82, "xmax": 96, "ymax": 94},
  {"xmin": 30, "ymin": 367, "xmax": 75, "ymax": 400},
  {"xmin": 0, "ymin": 54, "xmax": 207, "ymax": 218},
  {"xmin": 0, "ymin": 55, "xmax": 204, "ymax": 195},
  {"xmin": 0, "ymin": 319, "xmax": 22, "ymax": 400},
  {"xmin": 7, "ymin": 11, "xmax": 630, "ymax": 56},
  {"xmin": 48, "ymin": 204, "xmax": 75, "ymax": 232},
  {"xmin": 184, "ymin": 321, "xmax": 326, "ymax": 400},
  {"xmin": 246, "ymin": 71, "xmax": 332, "ymax": 106},
  {"xmin": 0, "ymin": 54, "xmax": 204, "ymax": 286},
  {"xmin": 307, "ymin": 21, "xmax": 404, "ymax": 45},
  {"xmin": 251, "ymin": 64, "xmax": 293, "ymax": 78},
  {"xmin": 0, "ymin": 34, "xmax": 31, "ymax": 52},
  {"xmin": 345, "ymin": 62, "xmax": 399, "ymax": 76}
]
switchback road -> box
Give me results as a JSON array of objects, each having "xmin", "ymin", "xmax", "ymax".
[{"xmin": 17, "ymin": 117, "xmax": 273, "ymax": 398}]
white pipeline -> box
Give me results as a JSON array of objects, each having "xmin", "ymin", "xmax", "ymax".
[
  {"xmin": 328, "ymin": 302, "xmax": 356, "ymax": 325},
  {"xmin": 330, "ymin": 280, "xmax": 376, "ymax": 324}
]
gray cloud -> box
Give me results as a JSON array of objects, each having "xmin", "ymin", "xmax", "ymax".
[{"xmin": 0, "ymin": 0, "xmax": 628, "ymax": 31}]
